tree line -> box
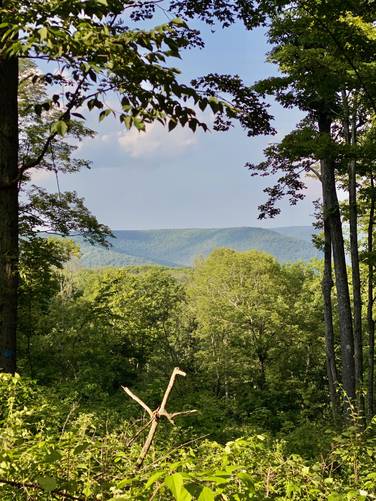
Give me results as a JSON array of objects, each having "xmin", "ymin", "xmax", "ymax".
[
  {"xmin": 1, "ymin": 0, "xmax": 376, "ymax": 424},
  {"xmin": 17, "ymin": 246, "xmax": 332, "ymax": 433}
]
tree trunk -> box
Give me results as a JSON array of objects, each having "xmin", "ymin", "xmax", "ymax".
[
  {"xmin": 322, "ymin": 217, "xmax": 340, "ymax": 419},
  {"xmin": 342, "ymin": 92, "xmax": 364, "ymax": 411},
  {"xmin": 319, "ymin": 112, "xmax": 356, "ymax": 402},
  {"xmin": 367, "ymin": 173, "xmax": 375, "ymax": 420},
  {"xmin": 0, "ymin": 38, "xmax": 19, "ymax": 374},
  {"xmin": 257, "ymin": 350, "xmax": 267, "ymax": 391}
]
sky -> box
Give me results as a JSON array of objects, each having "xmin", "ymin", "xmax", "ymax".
[{"xmin": 32, "ymin": 17, "xmax": 322, "ymax": 231}]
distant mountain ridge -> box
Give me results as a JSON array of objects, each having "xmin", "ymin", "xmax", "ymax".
[{"xmin": 71, "ymin": 226, "xmax": 320, "ymax": 268}]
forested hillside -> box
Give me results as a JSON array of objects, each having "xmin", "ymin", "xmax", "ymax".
[{"xmin": 73, "ymin": 226, "xmax": 320, "ymax": 268}]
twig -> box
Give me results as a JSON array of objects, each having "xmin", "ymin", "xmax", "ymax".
[
  {"xmin": 138, "ymin": 418, "xmax": 159, "ymax": 468},
  {"xmin": 168, "ymin": 410, "xmax": 198, "ymax": 420},
  {"xmin": 122, "ymin": 367, "xmax": 197, "ymax": 468},
  {"xmin": 149, "ymin": 481, "xmax": 163, "ymax": 500},
  {"xmin": 160, "ymin": 368, "xmax": 187, "ymax": 412},
  {"xmin": 126, "ymin": 418, "xmax": 153, "ymax": 447},
  {"xmin": 122, "ymin": 386, "xmax": 153, "ymax": 417},
  {"xmin": 60, "ymin": 401, "xmax": 80, "ymax": 439}
]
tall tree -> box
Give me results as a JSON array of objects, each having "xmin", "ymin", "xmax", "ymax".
[
  {"xmin": 0, "ymin": 3, "xmax": 18, "ymax": 374},
  {"xmin": 245, "ymin": 3, "xmax": 376, "ymax": 409}
]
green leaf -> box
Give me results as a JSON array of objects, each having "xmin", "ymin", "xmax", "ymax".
[
  {"xmin": 99, "ymin": 109, "xmax": 112, "ymax": 122},
  {"xmin": 37, "ymin": 476, "xmax": 57, "ymax": 492},
  {"xmin": 52, "ymin": 120, "xmax": 68, "ymax": 136},
  {"xmin": 45, "ymin": 450, "xmax": 62, "ymax": 463},
  {"xmin": 74, "ymin": 443, "xmax": 89, "ymax": 455},
  {"xmin": 327, "ymin": 495, "xmax": 344, "ymax": 501},
  {"xmin": 164, "ymin": 473, "xmax": 192, "ymax": 501},
  {"xmin": 169, "ymin": 119, "xmax": 177, "ymax": 131},
  {"xmin": 123, "ymin": 115, "xmax": 133, "ymax": 129},
  {"xmin": 88, "ymin": 69, "xmax": 97, "ymax": 83},
  {"xmin": 144, "ymin": 470, "xmax": 165, "ymax": 490},
  {"xmin": 71, "ymin": 112, "xmax": 85, "ymax": 120},
  {"xmin": 170, "ymin": 18, "xmax": 187, "ymax": 28},
  {"xmin": 117, "ymin": 478, "xmax": 133, "ymax": 489},
  {"xmin": 39, "ymin": 26, "xmax": 48, "ymax": 41},
  {"xmin": 237, "ymin": 472, "xmax": 254, "ymax": 488},
  {"xmin": 198, "ymin": 486, "xmax": 216, "ymax": 501},
  {"xmin": 83, "ymin": 484, "xmax": 92, "ymax": 497},
  {"xmin": 198, "ymin": 99, "xmax": 208, "ymax": 112},
  {"xmin": 208, "ymin": 96, "xmax": 222, "ymax": 114},
  {"xmin": 188, "ymin": 120, "xmax": 197, "ymax": 132},
  {"xmin": 133, "ymin": 117, "xmax": 146, "ymax": 131}
]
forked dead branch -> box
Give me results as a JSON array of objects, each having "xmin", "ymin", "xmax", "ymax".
[{"xmin": 122, "ymin": 367, "xmax": 197, "ymax": 468}]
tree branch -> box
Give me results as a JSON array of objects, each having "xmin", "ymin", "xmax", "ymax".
[
  {"xmin": 15, "ymin": 71, "xmax": 91, "ymax": 184},
  {"xmin": 122, "ymin": 367, "xmax": 197, "ymax": 468},
  {"xmin": 122, "ymin": 386, "xmax": 153, "ymax": 417}
]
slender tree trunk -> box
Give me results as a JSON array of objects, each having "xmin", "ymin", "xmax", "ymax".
[
  {"xmin": 342, "ymin": 92, "xmax": 364, "ymax": 411},
  {"xmin": 322, "ymin": 217, "xmax": 340, "ymax": 418},
  {"xmin": 367, "ymin": 173, "xmax": 375, "ymax": 420},
  {"xmin": 349, "ymin": 162, "xmax": 364, "ymax": 398},
  {"xmin": 0, "ymin": 20, "xmax": 19, "ymax": 374},
  {"xmin": 257, "ymin": 350, "xmax": 267, "ymax": 391},
  {"xmin": 27, "ymin": 292, "xmax": 34, "ymax": 376},
  {"xmin": 319, "ymin": 112, "xmax": 356, "ymax": 402}
]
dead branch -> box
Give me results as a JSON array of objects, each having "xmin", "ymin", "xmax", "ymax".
[
  {"xmin": 122, "ymin": 367, "xmax": 197, "ymax": 468},
  {"xmin": 122, "ymin": 386, "xmax": 153, "ymax": 417},
  {"xmin": 126, "ymin": 418, "xmax": 153, "ymax": 447}
]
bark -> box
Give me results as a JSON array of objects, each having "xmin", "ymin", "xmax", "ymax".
[
  {"xmin": 342, "ymin": 92, "xmax": 364, "ymax": 410},
  {"xmin": 322, "ymin": 218, "xmax": 340, "ymax": 418},
  {"xmin": 319, "ymin": 112, "xmax": 356, "ymax": 402},
  {"xmin": 0, "ymin": 33, "xmax": 19, "ymax": 374},
  {"xmin": 367, "ymin": 173, "xmax": 375, "ymax": 420},
  {"xmin": 257, "ymin": 345, "xmax": 267, "ymax": 391}
]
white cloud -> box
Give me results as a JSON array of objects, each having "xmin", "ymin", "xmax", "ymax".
[
  {"xmin": 304, "ymin": 172, "xmax": 322, "ymax": 198},
  {"xmin": 29, "ymin": 168, "xmax": 54, "ymax": 183},
  {"xmin": 118, "ymin": 122, "xmax": 197, "ymax": 159}
]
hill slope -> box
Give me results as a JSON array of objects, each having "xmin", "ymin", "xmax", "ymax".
[
  {"xmin": 271, "ymin": 226, "xmax": 317, "ymax": 243},
  {"xmin": 73, "ymin": 226, "xmax": 320, "ymax": 268}
]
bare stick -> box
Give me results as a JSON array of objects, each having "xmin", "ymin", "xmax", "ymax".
[
  {"xmin": 160, "ymin": 367, "xmax": 186, "ymax": 413},
  {"xmin": 126, "ymin": 418, "xmax": 153, "ymax": 447},
  {"xmin": 168, "ymin": 410, "xmax": 198, "ymax": 419},
  {"xmin": 122, "ymin": 386, "xmax": 153, "ymax": 417},
  {"xmin": 122, "ymin": 367, "xmax": 196, "ymax": 468},
  {"xmin": 136, "ymin": 417, "xmax": 159, "ymax": 468},
  {"xmin": 159, "ymin": 409, "xmax": 198, "ymax": 426}
]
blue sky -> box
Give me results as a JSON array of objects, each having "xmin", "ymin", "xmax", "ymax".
[{"xmin": 33, "ymin": 19, "xmax": 321, "ymax": 230}]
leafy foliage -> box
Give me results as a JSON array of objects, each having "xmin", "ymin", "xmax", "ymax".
[{"xmin": 1, "ymin": 374, "xmax": 375, "ymax": 500}]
